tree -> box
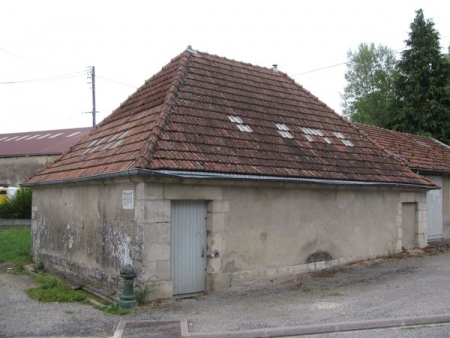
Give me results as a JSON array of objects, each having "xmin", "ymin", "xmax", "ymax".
[
  {"xmin": 388, "ymin": 9, "xmax": 450, "ymax": 143},
  {"xmin": 341, "ymin": 43, "xmax": 396, "ymax": 127}
]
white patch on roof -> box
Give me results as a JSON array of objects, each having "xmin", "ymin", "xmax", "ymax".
[
  {"xmin": 324, "ymin": 137, "xmax": 332, "ymax": 144},
  {"xmin": 416, "ymin": 140, "xmax": 429, "ymax": 147},
  {"xmin": 67, "ymin": 132, "xmax": 82, "ymax": 137},
  {"xmin": 4, "ymin": 136, "xmax": 19, "ymax": 141},
  {"xmin": 332, "ymin": 131, "xmax": 354, "ymax": 147},
  {"xmin": 25, "ymin": 135, "xmax": 40, "ymax": 140},
  {"xmin": 333, "ymin": 131, "xmax": 345, "ymax": 139},
  {"xmin": 81, "ymin": 130, "xmax": 129, "ymax": 156},
  {"xmin": 229, "ymin": 116, "xmax": 252, "ymax": 133},
  {"xmin": 49, "ymin": 133, "xmax": 64, "ymax": 139},
  {"xmin": 37, "ymin": 134, "xmax": 52, "ymax": 139},
  {"xmin": 341, "ymin": 139, "xmax": 354, "ymax": 147},
  {"xmin": 236, "ymin": 124, "xmax": 252, "ymax": 132},
  {"xmin": 278, "ymin": 130, "xmax": 293, "ymax": 139},
  {"xmin": 15, "ymin": 135, "xmax": 30, "ymax": 141},
  {"xmin": 0, "ymin": 137, "xmax": 9, "ymax": 141},
  {"xmin": 304, "ymin": 134, "xmax": 314, "ymax": 142},
  {"xmin": 302, "ymin": 127, "xmax": 323, "ymax": 136},
  {"xmin": 275, "ymin": 123, "xmax": 289, "ymax": 131}
]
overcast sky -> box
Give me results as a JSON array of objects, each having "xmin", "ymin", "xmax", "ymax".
[{"xmin": 1, "ymin": 0, "xmax": 449, "ymax": 134}]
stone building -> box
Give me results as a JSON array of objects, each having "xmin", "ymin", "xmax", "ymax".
[
  {"xmin": 356, "ymin": 123, "xmax": 450, "ymax": 241},
  {"xmin": 25, "ymin": 48, "xmax": 435, "ymax": 299}
]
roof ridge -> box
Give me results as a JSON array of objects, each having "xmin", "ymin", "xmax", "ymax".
[{"xmin": 135, "ymin": 50, "xmax": 193, "ymax": 168}]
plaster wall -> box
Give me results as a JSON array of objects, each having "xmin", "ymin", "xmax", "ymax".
[
  {"xmin": 0, "ymin": 155, "xmax": 58, "ymax": 186},
  {"xmin": 31, "ymin": 181, "xmax": 139, "ymax": 294},
  {"xmin": 31, "ymin": 179, "xmax": 428, "ymax": 299}
]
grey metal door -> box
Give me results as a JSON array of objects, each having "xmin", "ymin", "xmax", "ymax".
[
  {"xmin": 426, "ymin": 176, "xmax": 443, "ymax": 240},
  {"xmin": 171, "ymin": 200, "xmax": 207, "ymax": 295}
]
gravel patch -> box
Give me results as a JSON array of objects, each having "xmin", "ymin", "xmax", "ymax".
[{"xmin": 1, "ymin": 245, "xmax": 450, "ymax": 337}]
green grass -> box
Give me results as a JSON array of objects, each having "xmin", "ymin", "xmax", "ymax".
[
  {"xmin": 0, "ymin": 228, "xmax": 32, "ymax": 264},
  {"xmin": 100, "ymin": 303, "xmax": 130, "ymax": 315},
  {"xmin": 27, "ymin": 274, "xmax": 88, "ymax": 303}
]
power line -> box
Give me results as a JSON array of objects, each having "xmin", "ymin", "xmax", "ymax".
[
  {"xmin": 0, "ymin": 47, "xmax": 62, "ymax": 72},
  {"xmin": 291, "ymin": 35, "xmax": 450, "ymax": 78},
  {"xmin": 96, "ymin": 74, "xmax": 138, "ymax": 88},
  {"xmin": 0, "ymin": 71, "xmax": 84, "ymax": 84}
]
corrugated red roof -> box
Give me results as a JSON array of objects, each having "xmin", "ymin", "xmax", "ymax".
[
  {"xmin": 26, "ymin": 49, "xmax": 433, "ymax": 187},
  {"xmin": 0, "ymin": 127, "xmax": 91, "ymax": 157},
  {"xmin": 355, "ymin": 123, "xmax": 450, "ymax": 173}
]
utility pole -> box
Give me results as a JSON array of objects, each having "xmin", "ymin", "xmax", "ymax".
[{"xmin": 87, "ymin": 66, "xmax": 97, "ymax": 127}]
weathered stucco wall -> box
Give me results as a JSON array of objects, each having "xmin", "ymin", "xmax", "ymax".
[
  {"xmin": 32, "ymin": 180, "xmax": 140, "ymax": 294},
  {"xmin": 0, "ymin": 155, "xmax": 58, "ymax": 186},
  {"xmin": 31, "ymin": 179, "xmax": 428, "ymax": 299}
]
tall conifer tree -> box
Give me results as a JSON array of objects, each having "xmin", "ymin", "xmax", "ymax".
[{"xmin": 389, "ymin": 9, "xmax": 450, "ymax": 143}]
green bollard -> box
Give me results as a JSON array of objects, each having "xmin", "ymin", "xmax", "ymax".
[{"xmin": 118, "ymin": 265, "xmax": 138, "ymax": 309}]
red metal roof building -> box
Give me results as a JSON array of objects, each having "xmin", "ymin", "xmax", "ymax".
[
  {"xmin": 0, "ymin": 128, "xmax": 90, "ymax": 157},
  {"xmin": 27, "ymin": 49, "xmax": 432, "ymax": 188},
  {"xmin": 0, "ymin": 127, "xmax": 90, "ymax": 186}
]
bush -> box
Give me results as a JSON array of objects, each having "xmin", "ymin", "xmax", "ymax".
[{"xmin": 0, "ymin": 188, "xmax": 32, "ymax": 219}]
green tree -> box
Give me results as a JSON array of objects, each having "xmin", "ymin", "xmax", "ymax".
[
  {"xmin": 0, "ymin": 188, "xmax": 32, "ymax": 219},
  {"xmin": 341, "ymin": 43, "xmax": 396, "ymax": 126},
  {"xmin": 388, "ymin": 9, "xmax": 450, "ymax": 143}
]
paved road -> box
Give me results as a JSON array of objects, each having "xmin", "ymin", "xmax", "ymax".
[{"xmin": 1, "ymin": 246, "xmax": 450, "ymax": 337}]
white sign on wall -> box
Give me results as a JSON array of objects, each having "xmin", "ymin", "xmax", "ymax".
[{"xmin": 122, "ymin": 190, "xmax": 134, "ymax": 209}]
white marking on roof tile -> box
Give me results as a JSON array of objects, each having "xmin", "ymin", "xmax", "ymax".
[
  {"xmin": 236, "ymin": 124, "xmax": 252, "ymax": 132},
  {"xmin": 416, "ymin": 140, "xmax": 429, "ymax": 147},
  {"xmin": 4, "ymin": 136, "xmax": 19, "ymax": 141},
  {"xmin": 304, "ymin": 135, "xmax": 314, "ymax": 142},
  {"xmin": 333, "ymin": 131, "xmax": 345, "ymax": 139},
  {"xmin": 25, "ymin": 135, "xmax": 40, "ymax": 140},
  {"xmin": 0, "ymin": 137, "xmax": 9, "ymax": 141},
  {"xmin": 341, "ymin": 139, "xmax": 354, "ymax": 147},
  {"xmin": 278, "ymin": 130, "xmax": 293, "ymax": 139},
  {"xmin": 275, "ymin": 123, "xmax": 289, "ymax": 131},
  {"xmin": 228, "ymin": 116, "xmax": 243, "ymax": 124},
  {"xmin": 67, "ymin": 132, "xmax": 82, "ymax": 137},
  {"xmin": 110, "ymin": 139, "xmax": 124, "ymax": 149},
  {"xmin": 302, "ymin": 128, "xmax": 323, "ymax": 136},
  {"xmin": 324, "ymin": 137, "xmax": 332, "ymax": 144},
  {"xmin": 49, "ymin": 133, "xmax": 64, "ymax": 139},
  {"xmin": 37, "ymin": 134, "xmax": 52, "ymax": 139},
  {"xmin": 15, "ymin": 135, "xmax": 31, "ymax": 141}
]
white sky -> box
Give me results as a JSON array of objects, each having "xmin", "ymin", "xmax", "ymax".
[{"xmin": 1, "ymin": 0, "xmax": 449, "ymax": 133}]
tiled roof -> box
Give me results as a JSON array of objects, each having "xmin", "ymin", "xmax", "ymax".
[
  {"xmin": 26, "ymin": 49, "xmax": 433, "ymax": 187},
  {"xmin": 355, "ymin": 123, "xmax": 450, "ymax": 173},
  {"xmin": 0, "ymin": 128, "xmax": 90, "ymax": 157}
]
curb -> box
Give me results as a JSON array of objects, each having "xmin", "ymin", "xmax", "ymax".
[
  {"xmin": 186, "ymin": 314, "xmax": 450, "ymax": 337},
  {"xmin": 110, "ymin": 314, "xmax": 450, "ymax": 338}
]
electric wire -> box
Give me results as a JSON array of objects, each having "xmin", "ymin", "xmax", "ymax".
[{"xmin": 0, "ymin": 72, "xmax": 85, "ymax": 84}]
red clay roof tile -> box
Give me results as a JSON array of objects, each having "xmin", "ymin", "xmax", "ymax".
[
  {"xmin": 355, "ymin": 123, "xmax": 450, "ymax": 173},
  {"xmin": 26, "ymin": 49, "xmax": 433, "ymax": 187}
]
